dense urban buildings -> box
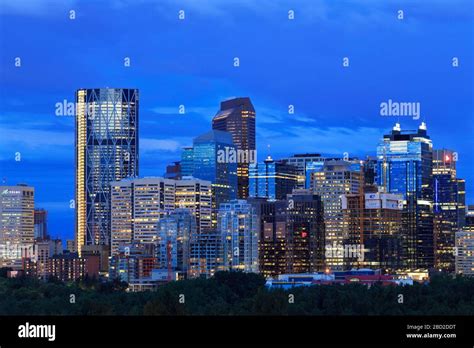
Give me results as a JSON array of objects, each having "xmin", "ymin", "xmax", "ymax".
[
  {"xmin": 110, "ymin": 177, "xmax": 176, "ymax": 256},
  {"xmin": 75, "ymin": 88, "xmax": 139, "ymax": 256},
  {"xmin": 212, "ymin": 97, "xmax": 256, "ymax": 199},
  {"xmin": 342, "ymin": 191, "xmax": 404, "ymax": 272},
  {"xmin": 282, "ymin": 153, "xmax": 325, "ymax": 189},
  {"xmin": 312, "ymin": 160, "xmax": 362, "ymax": 270},
  {"xmin": 3, "ymin": 87, "xmax": 472, "ymax": 291},
  {"xmin": 376, "ymin": 122, "xmax": 434, "ymax": 269}
]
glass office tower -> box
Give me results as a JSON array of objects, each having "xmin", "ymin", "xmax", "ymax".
[
  {"xmin": 212, "ymin": 97, "xmax": 256, "ymax": 199},
  {"xmin": 249, "ymin": 156, "xmax": 298, "ymax": 200},
  {"xmin": 75, "ymin": 88, "xmax": 139, "ymax": 255},
  {"xmin": 192, "ymin": 130, "xmax": 238, "ymax": 214},
  {"xmin": 376, "ymin": 122, "xmax": 434, "ymax": 269}
]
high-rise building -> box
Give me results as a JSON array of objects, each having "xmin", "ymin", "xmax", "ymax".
[
  {"xmin": 175, "ymin": 177, "xmax": 212, "ymax": 234},
  {"xmin": 249, "ymin": 198, "xmax": 288, "ymax": 278},
  {"xmin": 192, "ymin": 130, "xmax": 237, "ymax": 222},
  {"xmin": 282, "ymin": 153, "xmax": 324, "ymax": 189},
  {"xmin": 285, "ymin": 190, "xmax": 325, "ymax": 273},
  {"xmin": 0, "ymin": 184, "xmax": 35, "ymax": 268},
  {"xmin": 181, "ymin": 147, "xmax": 194, "ymax": 177},
  {"xmin": 110, "ymin": 177, "xmax": 175, "ymax": 255},
  {"xmin": 249, "ymin": 156, "xmax": 298, "ymax": 200},
  {"xmin": 212, "ymin": 97, "xmax": 256, "ymax": 199},
  {"xmin": 156, "ymin": 208, "xmax": 196, "ymax": 277},
  {"xmin": 218, "ymin": 200, "xmax": 259, "ymax": 273},
  {"xmin": 311, "ymin": 160, "xmax": 363, "ymax": 269},
  {"xmin": 376, "ymin": 122, "xmax": 434, "ymax": 270},
  {"xmin": 75, "ymin": 88, "xmax": 139, "ymax": 256},
  {"xmin": 342, "ymin": 191, "xmax": 404, "ymax": 272},
  {"xmin": 34, "ymin": 209, "xmax": 48, "ymax": 240},
  {"xmin": 432, "ymin": 149, "xmax": 465, "ymax": 272}
]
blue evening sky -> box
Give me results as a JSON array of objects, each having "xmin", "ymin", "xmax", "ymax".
[{"xmin": 0, "ymin": 0, "xmax": 473, "ymax": 242}]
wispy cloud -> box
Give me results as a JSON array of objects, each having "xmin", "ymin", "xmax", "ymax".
[{"xmin": 141, "ymin": 137, "xmax": 189, "ymax": 152}]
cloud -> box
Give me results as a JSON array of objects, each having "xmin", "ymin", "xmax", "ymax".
[
  {"xmin": 140, "ymin": 138, "xmax": 188, "ymax": 152},
  {"xmin": 0, "ymin": 127, "xmax": 73, "ymax": 149},
  {"xmin": 258, "ymin": 125, "xmax": 385, "ymax": 157}
]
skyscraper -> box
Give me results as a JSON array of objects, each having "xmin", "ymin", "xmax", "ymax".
[
  {"xmin": 192, "ymin": 130, "xmax": 238, "ymax": 222},
  {"xmin": 156, "ymin": 208, "xmax": 196, "ymax": 278},
  {"xmin": 285, "ymin": 190, "xmax": 325, "ymax": 273},
  {"xmin": 311, "ymin": 160, "xmax": 363, "ymax": 269},
  {"xmin": 249, "ymin": 156, "xmax": 298, "ymax": 200},
  {"xmin": 0, "ymin": 184, "xmax": 35, "ymax": 268},
  {"xmin": 342, "ymin": 191, "xmax": 404, "ymax": 272},
  {"xmin": 218, "ymin": 200, "xmax": 259, "ymax": 273},
  {"xmin": 180, "ymin": 146, "xmax": 194, "ymax": 177},
  {"xmin": 248, "ymin": 197, "xmax": 288, "ymax": 279},
  {"xmin": 175, "ymin": 177, "xmax": 212, "ymax": 234},
  {"xmin": 75, "ymin": 88, "xmax": 139, "ymax": 256},
  {"xmin": 282, "ymin": 153, "xmax": 324, "ymax": 189},
  {"xmin": 212, "ymin": 97, "xmax": 256, "ymax": 199},
  {"xmin": 376, "ymin": 122, "xmax": 434, "ymax": 269},
  {"xmin": 110, "ymin": 177, "xmax": 176, "ymax": 256},
  {"xmin": 432, "ymin": 149, "xmax": 465, "ymax": 272},
  {"xmin": 34, "ymin": 208, "xmax": 48, "ymax": 240}
]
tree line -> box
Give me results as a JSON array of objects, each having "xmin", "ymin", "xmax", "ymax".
[{"xmin": 0, "ymin": 268, "xmax": 473, "ymax": 315}]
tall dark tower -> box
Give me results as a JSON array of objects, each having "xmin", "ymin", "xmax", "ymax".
[{"xmin": 212, "ymin": 97, "xmax": 256, "ymax": 199}]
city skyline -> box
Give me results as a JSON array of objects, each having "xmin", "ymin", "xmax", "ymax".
[{"xmin": 1, "ymin": 0, "xmax": 473, "ymax": 242}]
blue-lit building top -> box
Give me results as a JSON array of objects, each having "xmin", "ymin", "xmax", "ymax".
[
  {"xmin": 249, "ymin": 157, "xmax": 298, "ymax": 200},
  {"xmin": 376, "ymin": 122, "xmax": 433, "ymax": 200}
]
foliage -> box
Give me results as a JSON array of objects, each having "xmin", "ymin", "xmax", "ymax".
[{"xmin": 0, "ymin": 268, "xmax": 473, "ymax": 316}]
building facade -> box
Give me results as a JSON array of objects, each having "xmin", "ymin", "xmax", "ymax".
[
  {"xmin": 376, "ymin": 123, "xmax": 434, "ymax": 270},
  {"xmin": 249, "ymin": 157, "xmax": 298, "ymax": 200},
  {"xmin": 218, "ymin": 200, "xmax": 259, "ymax": 273},
  {"xmin": 311, "ymin": 160, "xmax": 362, "ymax": 270},
  {"xmin": 212, "ymin": 97, "xmax": 256, "ymax": 199},
  {"xmin": 75, "ymin": 88, "xmax": 139, "ymax": 255},
  {"xmin": 0, "ymin": 184, "xmax": 35, "ymax": 268}
]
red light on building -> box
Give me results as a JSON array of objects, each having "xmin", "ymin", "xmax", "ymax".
[
  {"xmin": 445, "ymin": 155, "xmax": 450, "ymax": 162},
  {"xmin": 301, "ymin": 231, "xmax": 308, "ymax": 238}
]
